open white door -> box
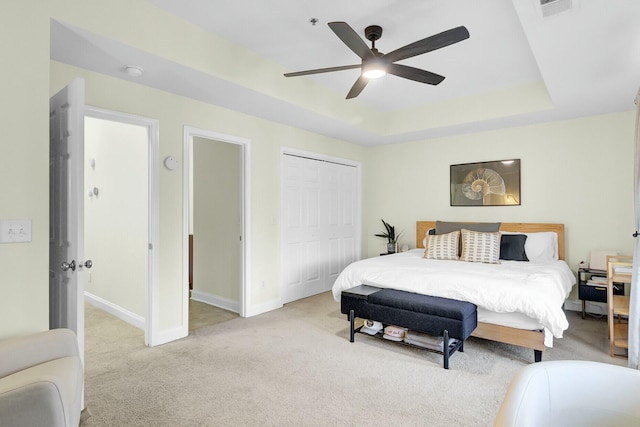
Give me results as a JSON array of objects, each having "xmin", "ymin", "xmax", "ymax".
[{"xmin": 49, "ymin": 78, "xmax": 87, "ymax": 362}]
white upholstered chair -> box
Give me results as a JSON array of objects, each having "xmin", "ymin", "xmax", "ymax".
[
  {"xmin": 494, "ymin": 360, "xmax": 640, "ymax": 427},
  {"xmin": 0, "ymin": 328, "xmax": 83, "ymax": 427}
]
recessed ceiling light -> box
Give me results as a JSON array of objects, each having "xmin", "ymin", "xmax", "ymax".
[{"xmin": 124, "ymin": 66, "xmax": 143, "ymax": 77}]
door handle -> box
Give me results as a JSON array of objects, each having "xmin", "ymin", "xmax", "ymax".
[
  {"xmin": 61, "ymin": 260, "xmax": 76, "ymax": 272},
  {"xmin": 61, "ymin": 260, "xmax": 92, "ymax": 271}
]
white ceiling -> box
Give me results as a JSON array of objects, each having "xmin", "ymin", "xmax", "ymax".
[{"xmin": 50, "ymin": 0, "xmax": 640, "ymax": 146}]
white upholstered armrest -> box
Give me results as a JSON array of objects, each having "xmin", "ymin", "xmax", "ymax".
[
  {"xmin": 0, "ymin": 329, "xmax": 83, "ymax": 427},
  {"xmin": 0, "ymin": 329, "xmax": 79, "ymax": 378},
  {"xmin": 494, "ymin": 360, "xmax": 640, "ymax": 427}
]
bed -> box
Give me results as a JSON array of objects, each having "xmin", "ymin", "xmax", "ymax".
[{"xmin": 332, "ymin": 221, "xmax": 576, "ymax": 359}]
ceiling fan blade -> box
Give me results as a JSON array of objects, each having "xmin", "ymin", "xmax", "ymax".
[
  {"xmin": 328, "ymin": 22, "xmax": 375, "ymax": 60},
  {"xmin": 346, "ymin": 76, "xmax": 369, "ymax": 99},
  {"xmin": 284, "ymin": 64, "xmax": 361, "ymax": 77},
  {"xmin": 386, "ymin": 63, "xmax": 445, "ymax": 85},
  {"xmin": 384, "ymin": 26, "xmax": 469, "ymax": 63}
]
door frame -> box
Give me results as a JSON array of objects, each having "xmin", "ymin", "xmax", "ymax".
[
  {"xmin": 183, "ymin": 126, "xmax": 250, "ymax": 324},
  {"xmin": 279, "ymin": 147, "xmax": 362, "ymax": 303},
  {"xmin": 84, "ymin": 106, "xmax": 160, "ymax": 346}
]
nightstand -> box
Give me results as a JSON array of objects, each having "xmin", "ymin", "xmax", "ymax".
[{"xmin": 577, "ymin": 267, "xmax": 623, "ymax": 319}]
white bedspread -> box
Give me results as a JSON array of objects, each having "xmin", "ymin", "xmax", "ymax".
[{"xmin": 332, "ymin": 249, "xmax": 576, "ymax": 339}]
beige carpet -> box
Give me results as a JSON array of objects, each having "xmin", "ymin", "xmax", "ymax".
[
  {"xmin": 83, "ymin": 293, "xmax": 627, "ymax": 426},
  {"xmin": 188, "ymin": 299, "xmax": 238, "ymax": 331}
]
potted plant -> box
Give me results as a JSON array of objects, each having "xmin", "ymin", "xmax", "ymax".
[{"xmin": 375, "ymin": 219, "xmax": 402, "ymax": 254}]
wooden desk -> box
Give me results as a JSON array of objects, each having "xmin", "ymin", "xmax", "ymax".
[{"xmin": 607, "ymin": 256, "xmax": 632, "ymax": 357}]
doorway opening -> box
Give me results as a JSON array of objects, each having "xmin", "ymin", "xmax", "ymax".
[
  {"xmin": 84, "ymin": 107, "xmax": 159, "ymax": 346},
  {"xmin": 183, "ymin": 127, "xmax": 249, "ymax": 332}
]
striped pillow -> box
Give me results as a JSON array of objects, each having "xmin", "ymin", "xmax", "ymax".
[
  {"xmin": 460, "ymin": 229, "xmax": 500, "ymax": 263},
  {"xmin": 423, "ymin": 231, "xmax": 459, "ymax": 260}
]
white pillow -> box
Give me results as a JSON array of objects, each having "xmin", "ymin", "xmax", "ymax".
[
  {"xmin": 501, "ymin": 231, "xmax": 558, "ymax": 262},
  {"xmin": 524, "ymin": 232, "xmax": 558, "ymax": 262}
]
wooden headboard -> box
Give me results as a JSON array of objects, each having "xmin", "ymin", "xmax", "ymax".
[{"xmin": 416, "ymin": 221, "xmax": 565, "ymax": 261}]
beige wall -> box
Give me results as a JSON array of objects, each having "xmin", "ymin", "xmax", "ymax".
[
  {"xmin": 84, "ymin": 117, "xmax": 148, "ymax": 317},
  {"xmin": 0, "ymin": 2, "xmax": 50, "ymax": 337},
  {"xmin": 365, "ymin": 112, "xmax": 635, "ymax": 302},
  {"xmin": 192, "ymin": 137, "xmax": 241, "ymax": 304}
]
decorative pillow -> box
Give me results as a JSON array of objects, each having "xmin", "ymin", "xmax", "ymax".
[
  {"xmin": 500, "ymin": 234, "xmax": 529, "ymax": 261},
  {"xmin": 435, "ymin": 221, "xmax": 501, "ymax": 235},
  {"xmin": 524, "ymin": 232, "xmax": 558, "ymax": 262},
  {"xmin": 460, "ymin": 229, "xmax": 501, "ymax": 263},
  {"xmin": 423, "ymin": 231, "xmax": 459, "ymax": 260}
]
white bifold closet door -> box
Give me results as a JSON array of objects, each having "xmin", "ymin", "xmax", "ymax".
[{"xmin": 281, "ymin": 154, "xmax": 357, "ymax": 304}]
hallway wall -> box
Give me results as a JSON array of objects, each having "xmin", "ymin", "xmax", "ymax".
[
  {"xmin": 192, "ymin": 137, "xmax": 241, "ymax": 308},
  {"xmin": 84, "ymin": 117, "xmax": 148, "ymax": 319}
]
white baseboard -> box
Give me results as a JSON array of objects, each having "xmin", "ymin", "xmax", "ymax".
[
  {"xmin": 151, "ymin": 326, "xmax": 188, "ymax": 347},
  {"xmin": 244, "ymin": 298, "xmax": 283, "ymax": 317},
  {"xmin": 84, "ymin": 292, "xmax": 145, "ymax": 330},
  {"xmin": 564, "ymin": 298, "xmax": 607, "ymax": 316},
  {"xmin": 191, "ymin": 290, "xmax": 240, "ymax": 313},
  {"xmin": 191, "ymin": 289, "xmax": 283, "ymax": 318},
  {"xmin": 564, "ymin": 299, "xmax": 582, "ymax": 312}
]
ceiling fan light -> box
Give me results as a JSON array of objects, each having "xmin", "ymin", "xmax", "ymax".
[
  {"xmin": 362, "ymin": 59, "xmax": 387, "ymax": 79},
  {"xmin": 363, "ymin": 68, "xmax": 386, "ymax": 79}
]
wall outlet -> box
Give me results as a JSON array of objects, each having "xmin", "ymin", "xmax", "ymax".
[{"xmin": 0, "ymin": 219, "xmax": 32, "ymax": 243}]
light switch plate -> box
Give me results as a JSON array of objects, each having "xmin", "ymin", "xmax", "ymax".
[{"xmin": 0, "ymin": 219, "xmax": 32, "ymax": 243}]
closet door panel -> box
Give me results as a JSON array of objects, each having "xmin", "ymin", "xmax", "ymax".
[
  {"xmin": 282, "ymin": 158, "xmax": 302, "ymax": 293},
  {"xmin": 338, "ymin": 165, "xmax": 357, "ymax": 273},
  {"xmin": 282, "ymin": 155, "xmax": 322, "ymax": 302},
  {"xmin": 324, "ymin": 162, "xmax": 357, "ymax": 288}
]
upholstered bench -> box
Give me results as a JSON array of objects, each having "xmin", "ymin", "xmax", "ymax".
[{"xmin": 341, "ymin": 285, "xmax": 477, "ymax": 369}]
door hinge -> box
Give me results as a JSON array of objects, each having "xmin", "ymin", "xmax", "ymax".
[{"xmin": 149, "ymin": 243, "xmax": 153, "ymax": 250}]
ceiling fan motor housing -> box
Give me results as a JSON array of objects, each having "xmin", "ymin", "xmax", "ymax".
[{"xmin": 365, "ymin": 25, "xmax": 383, "ymax": 42}]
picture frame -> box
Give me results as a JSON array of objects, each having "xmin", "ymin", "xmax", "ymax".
[{"xmin": 450, "ymin": 159, "xmax": 521, "ymax": 206}]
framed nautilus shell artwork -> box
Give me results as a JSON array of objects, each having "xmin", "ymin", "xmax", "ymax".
[{"xmin": 450, "ymin": 159, "xmax": 521, "ymax": 206}]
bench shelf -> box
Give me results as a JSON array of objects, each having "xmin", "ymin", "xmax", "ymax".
[{"xmin": 349, "ymin": 313, "xmax": 465, "ymax": 369}]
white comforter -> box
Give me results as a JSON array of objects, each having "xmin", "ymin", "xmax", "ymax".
[{"xmin": 332, "ymin": 249, "xmax": 576, "ymax": 338}]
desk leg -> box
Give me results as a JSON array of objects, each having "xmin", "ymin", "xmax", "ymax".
[{"xmin": 582, "ymin": 299, "xmax": 586, "ymax": 319}]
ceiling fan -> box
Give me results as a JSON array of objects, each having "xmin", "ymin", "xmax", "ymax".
[{"xmin": 284, "ymin": 22, "xmax": 470, "ymax": 99}]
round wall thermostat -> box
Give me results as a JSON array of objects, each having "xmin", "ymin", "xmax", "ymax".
[{"xmin": 164, "ymin": 156, "xmax": 178, "ymax": 171}]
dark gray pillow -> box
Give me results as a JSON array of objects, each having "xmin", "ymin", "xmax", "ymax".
[
  {"xmin": 500, "ymin": 234, "xmax": 529, "ymax": 261},
  {"xmin": 435, "ymin": 221, "xmax": 501, "ymax": 234}
]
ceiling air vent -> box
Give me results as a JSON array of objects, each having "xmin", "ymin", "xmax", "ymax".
[{"xmin": 540, "ymin": 0, "xmax": 573, "ymax": 18}]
